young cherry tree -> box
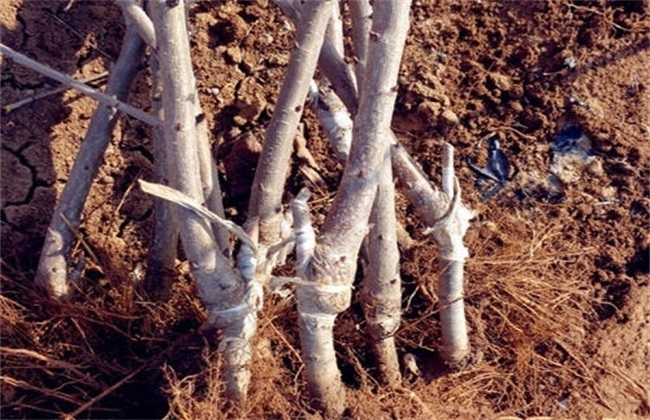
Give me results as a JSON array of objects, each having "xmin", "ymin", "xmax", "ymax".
[
  {"xmin": 2, "ymin": 0, "xmax": 477, "ymax": 415},
  {"xmin": 289, "ymin": 2, "xmax": 412, "ymax": 415}
]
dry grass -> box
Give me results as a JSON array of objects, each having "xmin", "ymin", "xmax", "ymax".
[
  {"xmin": 1, "ymin": 201, "xmax": 633, "ymax": 419},
  {"xmin": 392, "ymin": 208, "xmax": 609, "ymax": 417},
  {"xmin": 0, "ymin": 207, "xmax": 616, "ymax": 419}
]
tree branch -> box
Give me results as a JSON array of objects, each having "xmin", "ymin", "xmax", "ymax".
[
  {"xmin": 115, "ymin": 0, "xmax": 156, "ymax": 48},
  {"xmin": 149, "ymin": 0, "xmax": 253, "ymax": 404},
  {"xmin": 248, "ymin": 0, "xmax": 335, "ymax": 246},
  {"xmin": 34, "ymin": 26, "xmax": 145, "ymax": 298},
  {"xmin": 429, "ymin": 144, "xmax": 474, "ymax": 367},
  {"xmin": 145, "ymin": 52, "xmax": 179, "ymax": 299},
  {"xmin": 296, "ymin": 2, "xmax": 412, "ymax": 415},
  {"xmin": 348, "ymin": 0, "xmax": 372, "ymax": 85},
  {"xmin": 0, "ymin": 43, "xmax": 160, "ymax": 126}
]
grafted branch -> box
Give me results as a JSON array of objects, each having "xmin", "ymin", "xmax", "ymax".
[
  {"xmin": 393, "ymin": 142, "xmax": 475, "ymax": 367},
  {"xmin": 296, "ymin": 2, "xmax": 412, "ymax": 415},
  {"xmin": 148, "ymin": 0, "xmax": 252, "ymax": 404}
]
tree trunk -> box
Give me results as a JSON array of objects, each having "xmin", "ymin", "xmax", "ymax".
[
  {"xmin": 296, "ymin": 2, "xmax": 412, "ymax": 415},
  {"xmin": 149, "ymin": 0, "xmax": 252, "ymax": 404}
]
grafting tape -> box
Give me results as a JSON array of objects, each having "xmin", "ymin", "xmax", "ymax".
[{"xmin": 207, "ymin": 281, "xmax": 263, "ymax": 326}]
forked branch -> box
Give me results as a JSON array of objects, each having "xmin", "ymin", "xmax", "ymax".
[{"xmin": 295, "ymin": 1, "xmax": 412, "ymax": 415}]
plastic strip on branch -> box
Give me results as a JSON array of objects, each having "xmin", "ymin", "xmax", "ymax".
[
  {"xmin": 296, "ymin": 1, "xmax": 412, "ymax": 415},
  {"xmin": 33, "ymin": 26, "xmax": 145, "ymax": 299},
  {"xmin": 394, "ymin": 141, "xmax": 474, "ymax": 367},
  {"xmin": 426, "ymin": 144, "xmax": 474, "ymax": 367},
  {"xmin": 148, "ymin": 0, "xmax": 253, "ymax": 404},
  {"xmin": 309, "ymin": 82, "xmax": 352, "ymax": 162},
  {"xmin": 0, "ymin": 43, "xmax": 160, "ymax": 127},
  {"xmin": 138, "ymin": 181, "xmax": 256, "ymax": 251},
  {"xmin": 247, "ymin": 0, "xmax": 335, "ymax": 248}
]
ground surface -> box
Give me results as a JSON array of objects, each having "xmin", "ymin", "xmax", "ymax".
[{"xmin": 1, "ymin": 0, "xmax": 649, "ymax": 419}]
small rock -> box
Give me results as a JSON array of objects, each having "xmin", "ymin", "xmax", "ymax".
[
  {"xmin": 576, "ymin": 203, "xmax": 593, "ymax": 219},
  {"xmin": 489, "ymin": 72, "xmax": 512, "ymax": 91},
  {"xmin": 441, "ymin": 109, "xmax": 460, "ymax": 125},
  {"xmin": 232, "ymin": 115, "xmax": 247, "ymax": 126},
  {"xmin": 586, "ymin": 158, "xmax": 604, "ymax": 177},
  {"xmin": 417, "ymin": 100, "xmax": 441, "ymax": 120},
  {"xmin": 225, "ymin": 46, "xmax": 242, "ymax": 64},
  {"xmin": 235, "ymin": 77, "xmax": 267, "ymax": 122},
  {"xmin": 601, "ymin": 186, "xmax": 617, "ymax": 201},
  {"xmin": 510, "ymin": 101, "xmax": 524, "ymax": 113},
  {"xmin": 259, "ymin": 33, "xmax": 274, "ymax": 46}
]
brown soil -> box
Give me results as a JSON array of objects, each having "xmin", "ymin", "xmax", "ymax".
[{"xmin": 1, "ymin": 0, "xmax": 649, "ymax": 419}]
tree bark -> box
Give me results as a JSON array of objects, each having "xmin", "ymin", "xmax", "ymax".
[
  {"xmin": 432, "ymin": 145, "xmax": 473, "ymax": 367},
  {"xmin": 34, "ymin": 26, "xmax": 144, "ymax": 298},
  {"xmin": 145, "ymin": 52, "xmax": 179, "ymax": 300},
  {"xmin": 296, "ymin": 2, "xmax": 412, "ymax": 415},
  {"xmin": 362, "ymin": 154, "xmax": 402, "ymax": 386},
  {"xmin": 195, "ymin": 101, "xmax": 230, "ymax": 258},
  {"xmin": 149, "ymin": 0, "xmax": 253, "ymax": 404},
  {"xmin": 248, "ymin": 0, "xmax": 335, "ymax": 248},
  {"xmin": 351, "ymin": 0, "xmax": 402, "ymax": 386},
  {"xmin": 115, "ymin": 0, "xmax": 156, "ymax": 48},
  {"xmin": 348, "ymin": 0, "xmax": 372, "ymax": 84},
  {"xmin": 393, "ymin": 142, "xmax": 474, "ymax": 367}
]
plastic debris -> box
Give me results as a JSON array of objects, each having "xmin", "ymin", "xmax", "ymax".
[
  {"xmin": 548, "ymin": 123, "xmax": 596, "ymax": 191},
  {"xmin": 552, "ymin": 123, "xmax": 591, "ymax": 155},
  {"xmin": 467, "ymin": 136, "xmax": 512, "ymax": 201}
]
